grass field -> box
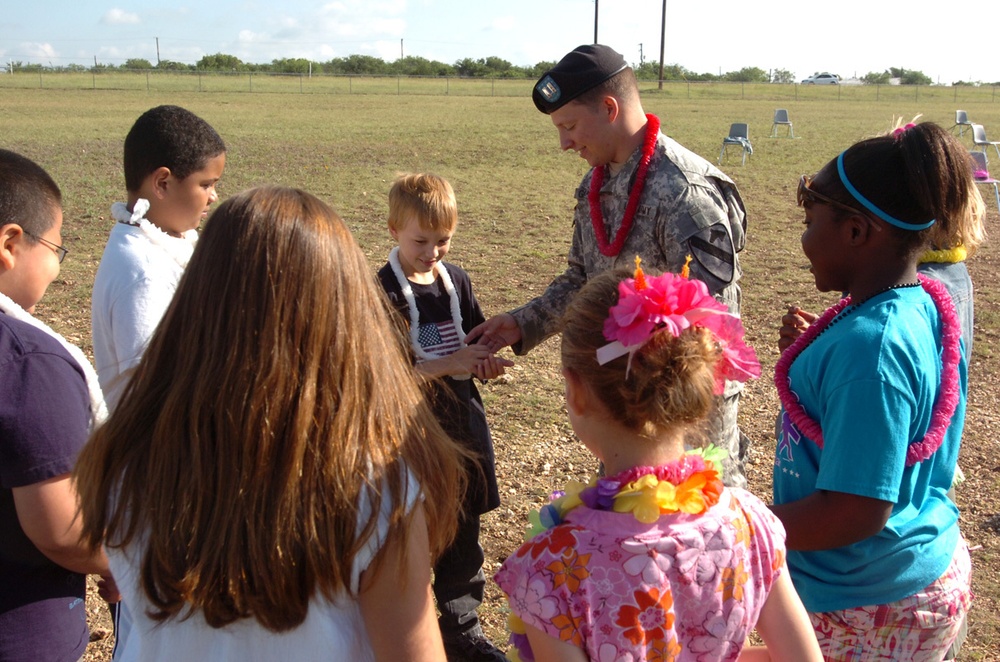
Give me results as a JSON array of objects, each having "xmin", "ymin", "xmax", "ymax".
[{"xmin": 3, "ymin": 87, "xmax": 1000, "ymax": 660}]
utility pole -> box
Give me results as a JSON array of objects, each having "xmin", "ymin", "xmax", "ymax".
[
  {"xmin": 639, "ymin": 43, "xmax": 644, "ymax": 66},
  {"xmin": 594, "ymin": 0, "xmax": 599, "ymax": 43},
  {"xmin": 156, "ymin": 37, "xmax": 160, "ymax": 65},
  {"xmin": 658, "ymin": 0, "xmax": 666, "ymax": 90},
  {"xmin": 400, "ymin": 39, "xmax": 404, "ymax": 58}
]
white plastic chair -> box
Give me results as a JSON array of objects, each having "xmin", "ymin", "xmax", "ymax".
[
  {"xmin": 718, "ymin": 123, "xmax": 752, "ymax": 166},
  {"xmin": 970, "ymin": 150, "xmax": 1000, "ymax": 212},
  {"xmin": 770, "ymin": 109, "xmax": 794, "ymax": 138},
  {"xmin": 951, "ymin": 110, "xmax": 972, "ymax": 137},
  {"xmin": 972, "ymin": 124, "xmax": 1000, "ymax": 162}
]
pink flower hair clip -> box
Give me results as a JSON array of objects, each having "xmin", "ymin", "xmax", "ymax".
[
  {"xmin": 892, "ymin": 122, "xmax": 917, "ymax": 138},
  {"xmin": 596, "ymin": 256, "xmax": 761, "ymax": 393}
]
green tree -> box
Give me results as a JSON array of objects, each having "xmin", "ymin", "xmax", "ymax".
[
  {"xmin": 770, "ymin": 68, "xmax": 795, "ymax": 84},
  {"xmin": 271, "ymin": 58, "xmax": 312, "ymax": 74},
  {"xmin": 527, "ymin": 61, "xmax": 557, "ymax": 78},
  {"xmin": 328, "ymin": 54, "xmax": 389, "ymax": 75},
  {"xmin": 861, "ymin": 70, "xmax": 891, "ymax": 85},
  {"xmin": 123, "ymin": 58, "xmax": 154, "ymax": 70},
  {"xmin": 724, "ymin": 67, "xmax": 769, "ymax": 83},
  {"xmin": 482, "ymin": 56, "xmax": 513, "ymax": 77},
  {"xmin": 633, "ymin": 62, "xmax": 696, "ymax": 81},
  {"xmin": 156, "ymin": 60, "xmax": 191, "ymax": 71},
  {"xmin": 900, "ymin": 70, "xmax": 932, "ymax": 85},
  {"xmin": 454, "ymin": 57, "xmax": 488, "ymax": 77},
  {"xmin": 196, "ymin": 53, "xmax": 245, "ymax": 71},
  {"xmin": 392, "ymin": 55, "xmax": 453, "ymax": 76}
]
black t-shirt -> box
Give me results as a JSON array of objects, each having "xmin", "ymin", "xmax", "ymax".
[{"xmin": 377, "ymin": 261, "xmax": 500, "ymax": 514}]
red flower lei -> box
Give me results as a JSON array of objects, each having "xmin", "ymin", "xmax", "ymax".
[
  {"xmin": 774, "ymin": 275, "xmax": 962, "ymax": 465},
  {"xmin": 588, "ymin": 114, "xmax": 661, "ymax": 257}
]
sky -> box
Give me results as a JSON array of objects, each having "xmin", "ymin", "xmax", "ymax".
[{"xmin": 2, "ymin": 1, "xmax": 999, "ymax": 85}]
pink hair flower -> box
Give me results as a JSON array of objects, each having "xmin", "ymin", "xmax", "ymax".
[{"xmin": 597, "ymin": 257, "xmax": 761, "ymax": 389}]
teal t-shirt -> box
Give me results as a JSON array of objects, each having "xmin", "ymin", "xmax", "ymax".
[{"xmin": 773, "ymin": 286, "xmax": 967, "ymax": 613}]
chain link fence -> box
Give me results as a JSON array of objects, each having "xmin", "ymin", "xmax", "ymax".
[{"xmin": 1, "ymin": 69, "xmax": 999, "ymax": 103}]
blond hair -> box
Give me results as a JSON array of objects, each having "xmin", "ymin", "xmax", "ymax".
[
  {"xmin": 561, "ymin": 269, "xmax": 719, "ymax": 439},
  {"xmin": 387, "ymin": 172, "xmax": 457, "ymax": 232},
  {"xmin": 75, "ymin": 186, "xmax": 464, "ymax": 631}
]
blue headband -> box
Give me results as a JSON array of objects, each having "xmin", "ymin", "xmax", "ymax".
[{"xmin": 836, "ymin": 152, "xmax": 935, "ymax": 230}]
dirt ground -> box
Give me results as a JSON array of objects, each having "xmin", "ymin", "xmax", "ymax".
[{"xmin": 83, "ymin": 322, "xmax": 1000, "ymax": 661}]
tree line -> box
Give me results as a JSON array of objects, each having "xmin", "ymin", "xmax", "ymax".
[{"xmin": 6, "ymin": 54, "xmax": 992, "ymax": 86}]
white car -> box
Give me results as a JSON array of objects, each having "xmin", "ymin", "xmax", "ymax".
[{"xmin": 801, "ymin": 73, "xmax": 840, "ymax": 85}]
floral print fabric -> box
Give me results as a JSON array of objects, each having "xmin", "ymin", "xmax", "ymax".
[
  {"xmin": 495, "ymin": 489, "xmax": 785, "ymax": 662},
  {"xmin": 809, "ymin": 539, "xmax": 972, "ymax": 662}
]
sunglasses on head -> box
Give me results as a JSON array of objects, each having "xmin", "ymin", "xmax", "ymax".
[
  {"xmin": 797, "ymin": 175, "xmax": 873, "ymax": 220},
  {"xmin": 795, "ymin": 175, "xmax": 881, "ymax": 219}
]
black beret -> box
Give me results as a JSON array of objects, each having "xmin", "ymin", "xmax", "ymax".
[{"xmin": 533, "ymin": 44, "xmax": 628, "ymax": 114}]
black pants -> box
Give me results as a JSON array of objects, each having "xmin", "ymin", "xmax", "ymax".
[{"xmin": 434, "ymin": 514, "xmax": 486, "ymax": 639}]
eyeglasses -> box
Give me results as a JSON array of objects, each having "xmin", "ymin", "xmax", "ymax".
[
  {"xmin": 797, "ymin": 175, "xmax": 883, "ymax": 232},
  {"xmin": 24, "ymin": 231, "xmax": 69, "ymax": 263},
  {"xmin": 797, "ymin": 175, "xmax": 862, "ymax": 214}
]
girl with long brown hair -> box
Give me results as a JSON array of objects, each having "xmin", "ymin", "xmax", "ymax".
[{"xmin": 75, "ymin": 186, "xmax": 465, "ymax": 661}]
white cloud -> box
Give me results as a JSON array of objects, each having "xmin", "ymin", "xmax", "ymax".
[
  {"xmin": 490, "ymin": 16, "xmax": 516, "ymax": 31},
  {"xmin": 19, "ymin": 42, "xmax": 58, "ymax": 59},
  {"xmin": 102, "ymin": 8, "xmax": 141, "ymax": 25}
]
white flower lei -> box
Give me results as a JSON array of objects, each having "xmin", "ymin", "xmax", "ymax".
[
  {"xmin": 110, "ymin": 198, "xmax": 198, "ymax": 268},
  {"xmin": 0, "ymin": 291, "xmax": 108, "ymax": 426},
  {"xmin": 387, "ymin": 246, "xmax": 467, "ymax": 363}
]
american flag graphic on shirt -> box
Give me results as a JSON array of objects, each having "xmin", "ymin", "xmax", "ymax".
[{"xmin": 416, "ymin": 320, "xmax": 462, "ymax": 358}]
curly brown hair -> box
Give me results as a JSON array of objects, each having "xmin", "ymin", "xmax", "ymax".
[{"xmin": 560, "ymin": 269, "xmax": 720, "ymax": 439}]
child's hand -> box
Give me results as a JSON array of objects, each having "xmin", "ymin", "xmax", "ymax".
[
  {"xmin": 446, "ymin": 344, "xmax": 493, "ymax": 376},
  {"xmin": 465, "ymin": 313, "xmax": 521, "ymax": 352},
  {"xmin": 474, "ymin": 353, "xmax": 515, "ymax": 380},
  {"xmin": 778, "ymin": 306, "xmax": 818, "ymax": 352}
]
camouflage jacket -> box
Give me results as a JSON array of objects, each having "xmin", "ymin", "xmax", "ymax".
[{"xmin": 510, "ymin": 131, "xmax": 747, "ymax": 355}]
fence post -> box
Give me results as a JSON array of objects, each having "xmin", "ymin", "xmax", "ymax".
[
  {"xmin": 397, "ymin": 76, "xmax": 400, "ymax": 95},
  {"xmin": 349, "ymin": 76, "xmax": 352, "ymax": 94},
  {"xmin": 249, "ymin": 72, "xmax": 253, "ymax": 93},
  {"xmin": 199, "ymin": 73, "xmax": 202, "ymax": 93},
  {"xmin": 492, "ymin": 77, "xmax": 495, "ymax": 97},
  {"xmin": 39, "ymin": 70, "xmax": 43, "ymax": 89},
  {"xmin": 687, "ymin": 81, "xmax": 690, "ymax": 99},
  {"xmin": 876, "ymin": 84, "xmax": 879, "ymax": 102},
  {"xmin": 446, "ymin": 77, "xmax": 449, "ymax": 95},
  {"xmin": 146, "ymin": 71, "xmax": 150, "ymax": 92}
]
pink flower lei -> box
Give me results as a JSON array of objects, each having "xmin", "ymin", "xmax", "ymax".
[
  {"xmin": 597, "ymin": 256, "xmax": 761, "ymax": 393},
  {"xmin": 774, "ymin": 275, "xmax": 962, "ymax": 465}
]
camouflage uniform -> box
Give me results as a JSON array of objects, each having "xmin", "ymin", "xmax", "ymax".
[{"xmin": 510, "ymin": 130, "xmax": 750, "ymax": 487}]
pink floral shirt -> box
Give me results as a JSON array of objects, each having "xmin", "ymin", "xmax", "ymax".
[{"xmin": 495, "ymin": 488, "xmax": 785, "ymax": 662}]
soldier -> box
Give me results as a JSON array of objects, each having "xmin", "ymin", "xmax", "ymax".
[{"xmin": 467, "ymin": 44, "xmax": 750, "ymax": 487}]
